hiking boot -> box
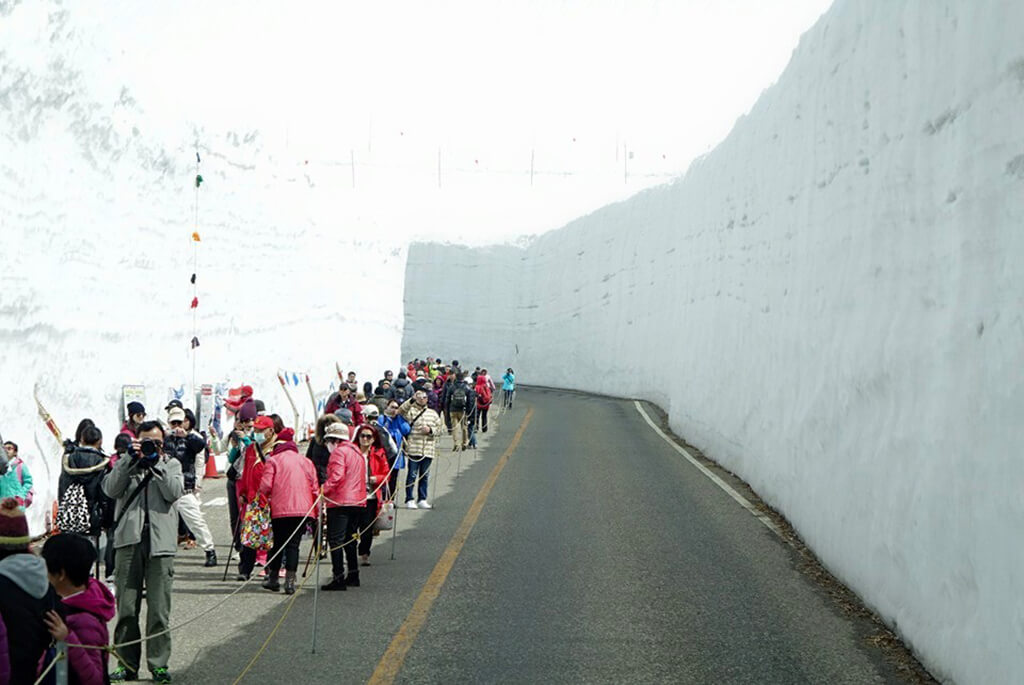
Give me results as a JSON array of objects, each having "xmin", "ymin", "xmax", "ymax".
[
  {"xmin": 110, "ymin": 666, "xmax": 138, "ymax": 682},
  {"xmin": 345, "ymin": 572, "xmax": 360, "ymax": 587},
  {"xmin": 320, "ymin": 577, "xmax": 347, "ymax": 591},
  {"xmin": 284, "ymin": 571, "xmax": 297, "ymax": 595},
  {"xmin": 151, "ymin": 667, "xmax": 172, "ymax": 684},
  {"xmin": 262, "ymin": 576, "xmax": 281, "ymax": 592},
  {"xmin": 204, "ymin": 550, "xmax": 218, "ymax": 567}
]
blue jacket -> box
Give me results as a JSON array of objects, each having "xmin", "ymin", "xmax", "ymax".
[
  {"xmin": 378, "ymin": 414, "xmax": 411, "ymax": 470},
  {"xmin": 502, "ymin": 372, "xmax": 515, "ymax": 391},
  {"xmin": 0, "ymin": 457, "xmax": 32, "ymax": 502}
]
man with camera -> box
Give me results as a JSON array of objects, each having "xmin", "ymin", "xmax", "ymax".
[{"xmin": 102, "ymin": 421, "xmax": 184, "ymax": 684}]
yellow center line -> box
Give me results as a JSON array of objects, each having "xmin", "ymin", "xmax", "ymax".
[{"xmin": 367, "ymin": 406, "xmax": 535, "ymax": 685}]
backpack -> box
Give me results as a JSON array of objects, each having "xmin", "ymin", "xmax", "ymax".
[
  {"xmin": 56, "ymin": 483, "xmax": 91, "ymax": 534},
  {"xmin": 450, "ymin": 385, "xmax": 468, "ymax": 412},
  {"xmin": 477, "ymin": 384, "xmax": 493, "ymax": 406},
  {"xmin": 14, "ymin": 459, "xmax": 32, "ymax": 506}
]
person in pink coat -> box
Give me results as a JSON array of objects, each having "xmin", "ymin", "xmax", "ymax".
[
  {"xmin": 320, "ymin": 423, "xmax": 366, "ymax": 591},
  {"xmin": 40, "ymin": 534, "xmax": 117, "ymax": 685},
  {"xmin": 258, "ymin": 427, "xmax": 318, "ymax": 594},
  {"xmin": 353, "ymin": 424, "xmax": 391, "ymax": 568}
]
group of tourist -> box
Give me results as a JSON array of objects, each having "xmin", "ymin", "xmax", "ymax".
[{"xmin": 0, "ymin": 359, "xmax": 516, "ymax": 684}]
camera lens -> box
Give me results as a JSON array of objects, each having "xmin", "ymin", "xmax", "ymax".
[{"xmin": 140, "ymin": 439, "xmax": 160, "ymax": 457}]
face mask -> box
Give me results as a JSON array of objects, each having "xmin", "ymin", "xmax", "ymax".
[{"xmin": 253, "ymin": 432, "xmax": 268, "ymax": 446}]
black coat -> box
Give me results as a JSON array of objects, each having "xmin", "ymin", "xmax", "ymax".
[
  {"xmin": 58, "ymin": 446, "xmax": 111, "ymax": 536},
  {"xmin": 306, "ymin": 439, "xmax": 331, "ymax": 486},
  {"xmin": 166, "ymin": 431, "xmax": 207, "ymax": 490},
  {"xmin": 0, "ymin": 556, "xmax": 62, "ymax": 684}
]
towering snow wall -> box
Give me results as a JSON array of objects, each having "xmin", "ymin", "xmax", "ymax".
[
  {"xmin": 0, "ymin": 4, "xmax": 405, "ymax": 532},
  {"xmin": 403, "ymin": 2, "xmax": 1024, "ymax": 683}
]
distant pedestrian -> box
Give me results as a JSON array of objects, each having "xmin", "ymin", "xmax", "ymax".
[
  {"xmin": 475, "ymin": 374, "xmax": 493, "ymax": 433},
  {"xmin": 502, "ymin": 368, "xmax": 515, "ymax": 409},
  {"xmin": 0, "ymin": 441, "xmax": 33, "ymax": 507},
  {"xmin": 353, "ymin": 424, "xmax": 390, "ymax": 568},
  {"xmin": 166, "ymin": 407, "xmax": 217, "ymax": 567}
]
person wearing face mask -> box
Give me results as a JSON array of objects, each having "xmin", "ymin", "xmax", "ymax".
[
  {"xmin": 320, "ymin": 423, "xmax": 366, "ymax": 591},
  {"xmin": 226, "ymin": 399, "xmax": 258, "ymax": 554},
  {"xmin": 102, "ymin": 421, "xmax": 184, "ymax": 684},
  {"xmin": 235, "ymin": 415, "xmax": 280, "ymax": 581},
  {"xmin": 258, "ymin": 424, "xmax": 317, "ymax": 594},
  {"xmin": 398, "ymin": 390, "xmax": 443, "ymax": 509}
]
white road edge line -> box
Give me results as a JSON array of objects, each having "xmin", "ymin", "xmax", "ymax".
[{"xmin": 633, "ymin": 400, "xmax": 783, "ymax": 538}]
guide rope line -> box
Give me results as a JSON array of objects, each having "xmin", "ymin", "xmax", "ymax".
[{"xmin": 57, "ymin": 411, "xmax": 497, "ymax": 659}]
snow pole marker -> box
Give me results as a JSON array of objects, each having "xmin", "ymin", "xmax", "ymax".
[
  {"xmin": 276, "ymin": 371, "xmax": 301, "ymax": 432},
  {"xmin": 304, "ymin": 374, "xmax": 318, "ymax": 419}
]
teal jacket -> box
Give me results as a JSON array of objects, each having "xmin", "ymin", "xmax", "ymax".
[{"xmin": 0, "ymin": 458, "xmax": 33, "ymax": 503}]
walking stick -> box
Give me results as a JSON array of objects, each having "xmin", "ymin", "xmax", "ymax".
[{"xmin": 222, "ymin": 505, "xmax": 243, "ymax": 582}]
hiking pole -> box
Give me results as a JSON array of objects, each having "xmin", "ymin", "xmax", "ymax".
[
  {"xmin": 222, "ymin": 509, "xmax": 243, "ymax": 582},
  {"xmin": 311, "ymin": 500, "xmax": 323, "ymax": 654}
]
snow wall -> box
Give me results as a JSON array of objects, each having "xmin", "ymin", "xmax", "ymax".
[
  {"xmin": 402, "ymin": 2, "xmax": 1024, "ymax": 683},
  {"xmin": 0, "ymin": 4, "xmax": 405, "ymax": 534}
]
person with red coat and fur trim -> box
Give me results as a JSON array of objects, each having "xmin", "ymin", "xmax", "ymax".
[{"xmin": 353, "ymin": 424, "xmax": 390, "ymax": 567}]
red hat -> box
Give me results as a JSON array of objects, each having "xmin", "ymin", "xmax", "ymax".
[
  {"xmin": 253, "ymin": 416, "xmax": 274, "ymax": 431},
  {"xmin": 278, "ymin": 428, "xmax": 295, "ymax": 443},
  {"xmin": 0, "ymin": 498, "xmax": 30, "ymax": 551},
  {"xmin": 224, "ymin": 385, "xmax": 255, "ymax": 412}
]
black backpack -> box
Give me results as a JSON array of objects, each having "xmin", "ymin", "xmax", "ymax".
[{"xmin": 450, "ymin": 385, "xmax": 468, "ymax": 411}]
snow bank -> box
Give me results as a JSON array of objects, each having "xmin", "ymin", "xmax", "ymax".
[
  {"xmin": 0, "ymin": 4, "xmax": 405, "ymax": 533},
  {"xmin": 403, "ymin": 2, "xmax": 1024, "ymax": 682}
]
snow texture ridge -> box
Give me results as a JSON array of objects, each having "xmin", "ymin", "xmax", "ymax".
[{"xmin": 402, "ymin": 2, "xmax": 1024, "ymax": 683}]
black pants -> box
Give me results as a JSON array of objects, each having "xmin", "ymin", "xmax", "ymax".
[
  {"xmin": 357, "ymin": 500, "xmax": 377, "ymax": 557},
  {"xmin": 238, "ymin": 546, "xmax": 258, "ymax": 578},
  {"xmin": 326, "ymin": 506, "xmax": 360, "ymax": 582},
  {"xmin": 267, "ymin": 517, "xmax": 306, "ymax": 574},
  {"xmin": 477, "ymin": 407, "xmax": 489, "ymax": 431},
  {"xmin": 227, "ymin": 478, "xmax": 241, "ymax": 551}
]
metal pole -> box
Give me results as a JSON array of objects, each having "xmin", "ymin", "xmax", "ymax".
[
  {"xmin": 55, "ymin": 642, "xmax": 68, "ymax": 685},
  {"xmin": 390, "ymin": 493, "xmax": 400, "ymax": 560},
  {"xmin": 350, "ymin": 149, "xmax": 356, "ymax": 189},
  {"xmin": 530, "ymin": 148, "xmax": 534, "ymax": 187},
  {"xmin": 437, "ymin": 147, "xmax": 442, "ymax": 189},
  {"xmin": 311, "ymin": 506, "xmax": 323, "ymax": 654}
]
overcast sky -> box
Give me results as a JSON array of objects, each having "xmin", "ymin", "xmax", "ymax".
[{"xmin": 88, "ymin": 0, "xmax": 834, "ymax": 243}]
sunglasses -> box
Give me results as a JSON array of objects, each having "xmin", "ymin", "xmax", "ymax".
[
  {"xmin": 358, "ymin": 433, "xmax": 374, "ymax": 439},
  {"xmin": 170, "ymin": 421, "xmax": 183, "ymax": 427}
]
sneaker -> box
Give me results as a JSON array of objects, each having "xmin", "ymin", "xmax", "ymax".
[
  {"xmin": 110, "ymin": 666, "xmax": 138, "ymax": 682},
  {"xmin": 262, "ymin": 576, "xmax": 281, "ymax": 592},
  {"xmin": 151, "ymin": 667, "xmax": 172, "ymax": 684},
  {"xmin": 204, "ymin": 550, "xmax": 218, "ymax": 567},
  {"xmin": 406, "ymin": 500, "xmax": 418, "ymax": 510},
  {"xmin": 418, "ymin": 500, "xmax": 432, "ymax": 510},
  {"xmin": 359, "ymin": 554, "xmax": 371, "ymax": 567}
]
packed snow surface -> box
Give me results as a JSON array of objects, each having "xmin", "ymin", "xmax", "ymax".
[{"xmin": 403, "ymin": 2, "xmax": 1024, "ymax": 683}]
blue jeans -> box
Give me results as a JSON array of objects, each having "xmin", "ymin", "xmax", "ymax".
[{"xmin": 405, "ymin": 457, "xmax": 432, "ymax": 502}]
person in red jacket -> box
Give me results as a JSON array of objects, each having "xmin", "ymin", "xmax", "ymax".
[
  {"xmin": 320, "ymin": 423, "xmax": 366, "ymax": 591},
  {"xmin": 475, "ymin": 374, "xmax": 493, "ymax": 433},
  {"xmin": 258, "ymin": 427, "xmax": 318, "ymax": 594},
  {"xmin": 41, "ymin": 533, "xmax": 117, "ymax": 685},
  {"xmin": 236, "ymin": 415, "xmax": 280, "ymax": 581},
  {"xmin": 353, "ymin": 424, "xmax": 390, "ymax": 567}
]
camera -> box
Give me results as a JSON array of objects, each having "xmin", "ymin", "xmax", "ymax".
[{"xmin": 128, "ymin": 438, "xmax": 162, "ymax": 467}]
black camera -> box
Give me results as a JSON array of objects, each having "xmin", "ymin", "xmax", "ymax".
[{"xmin": 128, "ymin": 438, "xmax": 162, "ymax": 468}]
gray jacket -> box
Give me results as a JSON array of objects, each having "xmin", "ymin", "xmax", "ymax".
[{"xmin": 102, "ymin": 454, "xmax": 184, "ymax": 556}]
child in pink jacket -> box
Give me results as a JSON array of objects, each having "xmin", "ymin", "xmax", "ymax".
[{"xmin": 41, "ymin": 534, "xmax": 116, "ymax": 685}]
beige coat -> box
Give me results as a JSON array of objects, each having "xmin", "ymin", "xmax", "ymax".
[{"xmin": 398, "ymin": 400, "xmax": 443, "ymax": 460}]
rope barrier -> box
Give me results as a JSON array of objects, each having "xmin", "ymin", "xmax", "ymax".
[{"xmin": 51, "ymin": 404, "xmax": 503, "ymax": 678}]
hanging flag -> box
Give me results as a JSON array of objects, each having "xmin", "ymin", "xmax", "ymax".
[
  {"xmin": 196, "ymin": 152, "xmax": 201, "ymax": 163},
  {"xmin": 292, "ymin": 372, "xmax": 299, "ymax": 386},
  {"xmin": 190, "ymin": 273, "xmax": 196, "ymax": 284},
  {"xmin": 191, "ymin": 336, "xmax": 200, "ymax": 349},
  {"xmin": 191, "ymin": 297, "xmax": 199, "ymax": 309},
  {"xmin": 195, "ymin": 174, "xmax": 204, "ymax": 188},
  {"xmin": 192, "ymin": 232, "xmax": 201, "ymax": 242}
]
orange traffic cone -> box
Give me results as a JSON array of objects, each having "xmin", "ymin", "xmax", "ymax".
[{"xmin": 204, "ymin": 452, "xmax": 221, "ymax": 479}]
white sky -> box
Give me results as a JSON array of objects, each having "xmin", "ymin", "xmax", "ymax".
[{"xmin": 83, "ymin": 0, "xmax": 833, "ymax": 243}]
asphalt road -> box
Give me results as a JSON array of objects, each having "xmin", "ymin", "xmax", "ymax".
[{"xmin": 147, "ymin": 389, "xmax": 916, "ymax": 683}]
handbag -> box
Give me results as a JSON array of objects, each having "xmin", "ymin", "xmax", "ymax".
[
  {"xmin": 240, "ymin": 494, "xmax": 273, "ymax": 550},
  {"xmin": 374, "ymin": 500, "xmax": 395, "ymax": 531}
]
